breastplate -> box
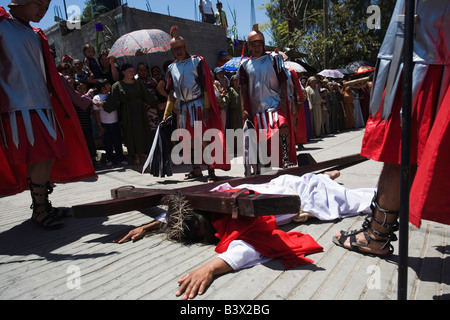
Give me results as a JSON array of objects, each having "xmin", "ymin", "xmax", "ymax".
[
  {"xmin": 0, "ymin": 17, "xmax": 56, "ymax": 148},
  {"xmin": 0, "ymin": 18, "xmax": 52, "ymax": 113},
  {"xmin": 169, "ymin": 56, "xmax": 203, "ymax": 102},
  {"xmin": 241, "ymin": 54, "xmax": 281, "ymax": 115}
]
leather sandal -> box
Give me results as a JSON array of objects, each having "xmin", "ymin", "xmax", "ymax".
[
  {"xmin": 332, "ymin": 193, "xmax": 398, "ymax": 258},
  {"xmin": 29, "ymin": 181, "xmax": 64, "ymax": 230}
]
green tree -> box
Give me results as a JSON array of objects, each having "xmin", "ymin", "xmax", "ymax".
[{"xmin": 262, "ymin": 0, "xmax": 395, "ymax": 70}]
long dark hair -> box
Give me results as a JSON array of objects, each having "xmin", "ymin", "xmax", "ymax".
[{"xmin": 161, "ymin": 193, "xmax": 217, "ymax": 245}]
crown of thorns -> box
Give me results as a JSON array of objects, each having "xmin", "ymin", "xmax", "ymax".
[{"xmin": 162, "ymin": 193, "xmax": 200, "ymax": 243}]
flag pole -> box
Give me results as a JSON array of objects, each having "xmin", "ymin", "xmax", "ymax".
[{"xmin": 398, "ymin": 0, "xmax": 415, "ymax": 300}]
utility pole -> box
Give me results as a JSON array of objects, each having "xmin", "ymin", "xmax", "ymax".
[
  {"xmin": 323, "ymin": 0, "xmax": 329, "ymax": 68},
  {"xmin": 63, "ymin": 0, "xmax": 68, "ymax": 19}
]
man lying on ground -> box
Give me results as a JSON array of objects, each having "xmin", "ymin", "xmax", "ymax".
[{"xmin": 114, "ymin": 171, "xmax": 375, "ymax": 299}]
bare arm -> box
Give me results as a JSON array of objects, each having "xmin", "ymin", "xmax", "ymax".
[
  {"xmin": 240, "ymin": 83, "xmax": 249, "ymax": 119},
  {"xmin": 109, "ymin": 56, "xmax": 120, "ymax": 82},
  {"xmin": 113, "ymin": 220, "xmax": 162, "ymax": 244},
  {"xmin": 175, "ymin": 257, "xmax": 233, "ymax": 300}
]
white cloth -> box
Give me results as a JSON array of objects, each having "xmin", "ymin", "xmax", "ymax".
[
  {"xmin": 93, "ymin": 94, "xmax": 119, "ymax": 124},
  {"xmin": 211, "ymin": 173, "xmax": 375, "ymax": 221},
  {"xmin": 217, "ymin": 240, "xmax": 271, "ymax": 271}
]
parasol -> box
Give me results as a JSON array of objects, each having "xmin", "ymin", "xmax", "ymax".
[
  {"xmin": 107, "ymin": 29, "xmax": 172, "ymax": 58},
  {"xmin": 345, "ymin": 60, "xmax": 374, "ymax": 71},
  {"xmin": 284, "ymin": 61, "xmax": 307, "ymax": 73},
  {"xmin": 354, "ymin": 66, "xmax": 375, "ymax": 74},
  {"xmin": 337, "ymin": 68, "xmax": 355, "ymax": 76},
  {"xmin": 221, "ymin": 56, "xmax": 250, "ymax": 72},
  {"xmin": 317, "ymin": 69, "xmax": 344, "ymax": 79}
]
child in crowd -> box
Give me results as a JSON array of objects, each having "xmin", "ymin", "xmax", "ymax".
[
  {"xmin": 82, "ymin": 44, "xmax": 103, "ymax": 81},
  {"xmin": 93, "ymin": 79, "xmax": 128, "ymax": 167}
]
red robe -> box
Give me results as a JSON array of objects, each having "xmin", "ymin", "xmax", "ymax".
[
  {"xmin": 212, "ymin": 189, "xmax": 323, "ymax": 269},
  {"xmin": 0, "ymin": 7, "xmax": 97, "ymax": 196},
  {"xmin": 289, "ymin": 69, "xmax": 307, "ymax": 144},
  {"xmin": 200, "ymin": 56, "xmax": 230, "ymax": 171}
]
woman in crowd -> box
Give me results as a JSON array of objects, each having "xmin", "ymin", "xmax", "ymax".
[
  {"xmin": 102, "ymin": 63, "xmax": 160, "ymax": 165},
  {"xmin": 98, "ymin": 51, "xmax": 120, "ymax": 85}
]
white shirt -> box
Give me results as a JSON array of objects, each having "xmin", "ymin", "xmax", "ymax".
[
  {"xmin": 93, "ymin": 94, "xmax": 119, "ymax": 124},
  {"xmin": 199, "ymin": 0, "xmax": 213, "ymax": 13}
]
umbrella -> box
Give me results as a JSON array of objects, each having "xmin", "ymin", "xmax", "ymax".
[
  {"xmin": 345, "ymin": 60, "xmax": 375, "ymax": 71},
  {"xmin": 221, "ymin": 56, "xmax": 250, "ymax": 72},
  {"xmin": 337, "ymin": 68, "xmax": 355, "ymax": 76},
  {"xmin": 107, "ymin": 29, "xmax": 172, "ymax": 58},
  {"xmin": 284, "ymin": 61, "xmax": 306, "ymax": 73},
  {"xmin": 317, "ymin": 69, "xmax": 344, "ymax": 79},
  {"xmin": 354, "ymin": 66, "xmax": 375, "ymax": 74}
]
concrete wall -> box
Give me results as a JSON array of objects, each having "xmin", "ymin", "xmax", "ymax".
[{"xmin": 45, "ymin": 5, "xmax": 228, "ymax": 73}]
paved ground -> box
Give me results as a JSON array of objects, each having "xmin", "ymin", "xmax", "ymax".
[{"xmin": 0, "ymin": 128, "xmax": 449, "ymax": 303}]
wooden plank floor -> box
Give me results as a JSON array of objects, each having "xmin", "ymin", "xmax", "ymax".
[{"xmin": 0, "ymin": 129, "xmax": 449, "ymax": 301}]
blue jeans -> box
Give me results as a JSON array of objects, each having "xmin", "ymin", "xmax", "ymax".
[
  {"xmin": 101, "ymin": 122, "xmax": 125, "ymax": 162},
  {"xmin": 204, "ymin": 13, "xmax": 215, "ymax": 24}
]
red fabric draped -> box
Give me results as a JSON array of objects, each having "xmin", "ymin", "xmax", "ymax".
[
  {"xmin": 410, "ymin": 75, "xmax": 450, "ymax": 227},
  {"xmin": 211, "ymin": 189, "xmax": 323, "ymax": 269},
  {"xmin": 197, "ymin": 56, "xmax": 230, "ymax": 171}
]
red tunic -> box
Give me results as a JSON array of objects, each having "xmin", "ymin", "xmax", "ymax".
[{"xmin": 361, "ymin": 63, "xmax": 450, "ymax": 228}]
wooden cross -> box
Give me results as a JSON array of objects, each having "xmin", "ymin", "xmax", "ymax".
[{"xmin": 72, "ymin": 153, "xmax": 367, "ymax": 219}]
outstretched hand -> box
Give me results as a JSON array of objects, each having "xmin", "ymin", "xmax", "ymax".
[
  {"xmin": 113, "ymin": 226, "xmax": 147, "ymax": 244},
  {"xmin": 175, "ymin": 258, "xmax": 233, "ymax": 300}
]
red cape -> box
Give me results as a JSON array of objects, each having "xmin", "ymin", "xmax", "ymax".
[
  {"xmin": 409, "ymin": 69, "xmax": 450, "ymax": 227},
  {"xmin": 0, "ymin": 7, "xmax": 97, "ymax": 196},
  {"xmin": 198, "ymin": 56, "xmax": 230, "ymax": 171},
  {"xmin": 212, "ymin": 189, "xmax": 323, "ymax": 269}
]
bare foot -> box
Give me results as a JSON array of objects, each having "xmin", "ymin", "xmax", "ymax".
[{"xmin": 324, "ymin": 170, "xmax": 340, "ymax": 180}]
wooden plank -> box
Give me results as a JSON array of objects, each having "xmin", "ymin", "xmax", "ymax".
[
  {"xmin": 111, "ymin": 153, "xmax": 367, "ymax": 199},
  {"xmin": 72, "ymin": 190, "xmax": 170, "ymax": 218},
  {"xmin": 74, "ymin": 189, "xmax": 300, "ymax": 219},
  {"xmin": 183, "ymin": 192, "xmax": 300, "ymax": 217},
  {"xmin": 73, "ymin": 153, "xmax": 366, "ymax": 219}
]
